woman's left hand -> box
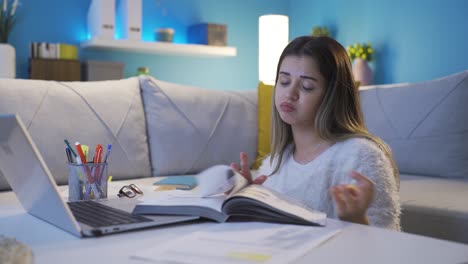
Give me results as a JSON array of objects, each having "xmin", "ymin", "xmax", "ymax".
[{"xmin": 329, "ymin": 171, "xmax": 375, "ymax": 225}]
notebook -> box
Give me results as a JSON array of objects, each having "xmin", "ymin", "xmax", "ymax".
[
  {"xmin": 0, "ymin": 114, "xmax": 198, "ymax": 237},
  {"xmin": 154, "ymin": 175, "xmax": 198, "ymax": 190}
]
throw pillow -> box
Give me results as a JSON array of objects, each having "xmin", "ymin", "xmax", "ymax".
[
  {"xmin": 360, "ymin": 70, "xmax": 468, "ymax": 178},
  {"xmin": 139, "ymin": 76, "xmax": 257, "ymax": 176},
  {"xmin": 254, "ymin": 82, "xmax": 274, "ymax": 169},
  {"xmin": 0, "ymin": 78, "xmax": 152, "ymax": 190}
]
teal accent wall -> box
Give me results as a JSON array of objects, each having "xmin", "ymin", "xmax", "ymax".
[
  {"xmin": 8, "ymin": 0, "xmax": 287, "ymax": 90},
  {"xmin": 7, "ymin": 0, "xmax": 468, "ymax": 88},
  {"xmin": 289, "ymin": 0, "xmax": 468, "ymax": 84}
]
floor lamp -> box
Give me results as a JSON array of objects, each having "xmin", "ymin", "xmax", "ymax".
[{"xmin": 258, "ymin": 14, "xmax": 289, "ymax": 85}]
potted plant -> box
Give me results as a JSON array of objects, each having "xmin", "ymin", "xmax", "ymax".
[
  {"xmin": 346, "ymin": 42, "xmax": 374, "ymax": 86},
  {"xmin": 347, "ymin": 43, "xmax": 373, "ymax": 62},
  {"xmin": 311, "ymin": 26, "xmax": 330, "ymax": 37},
  {"xmin": 0, "ymin": 0, "xmax": 19, "ymax": 78}
]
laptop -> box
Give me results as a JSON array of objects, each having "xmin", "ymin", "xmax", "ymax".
[{"xmin": 0, "ymin": 114, "xmax": 198, "ymax": 237}]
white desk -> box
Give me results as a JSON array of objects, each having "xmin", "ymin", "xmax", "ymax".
[{"xmin": 1, "ymin": 177, "xmax": 467, "ymax": 264}]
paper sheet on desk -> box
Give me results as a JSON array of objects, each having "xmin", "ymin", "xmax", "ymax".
[{"xmin": 131, "ymin": 222, "xmax": 341, "ymax": 264}]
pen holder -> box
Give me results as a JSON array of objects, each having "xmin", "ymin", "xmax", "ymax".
[{"xmin": 68, "ymin": 162, "xmax": 109, "ymax": 201}]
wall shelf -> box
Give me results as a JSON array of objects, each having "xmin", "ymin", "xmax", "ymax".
[{"xmin": 81, "ymin": 38, "xmax": 237, "ymax": 57}]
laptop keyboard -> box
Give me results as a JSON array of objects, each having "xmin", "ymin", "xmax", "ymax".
[{"xmin": 67, "ymin": 200, "xmax": 153, "ymax": 228}]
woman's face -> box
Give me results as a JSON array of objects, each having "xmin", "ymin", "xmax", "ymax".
[{"xmin": 275, "ymin": 55, "xmax": 326, "ymax": 130}]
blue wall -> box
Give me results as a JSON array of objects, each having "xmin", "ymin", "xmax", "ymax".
[
  {"xmin": 9, "ymin": 0, "xmax": 287, "ymax": 90},
  {"xmin": 8, "ymin": 0, "xmax": 468, "ymax": 89},
  {"xmin": 290, "ymin": 0, "xmax": 468, "ymax": 84}
]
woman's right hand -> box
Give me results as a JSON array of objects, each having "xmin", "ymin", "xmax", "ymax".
[{"xmin": 231, "ymin": 152, "xmax": 267, "ymax": 185}]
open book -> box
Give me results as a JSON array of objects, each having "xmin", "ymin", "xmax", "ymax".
[{"xmin": 133, "ymin": 165, "xmax": 327, "ymax": 226}]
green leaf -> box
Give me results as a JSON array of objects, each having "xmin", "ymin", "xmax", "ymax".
[{"xmin": 0, "ymin": 3, "xmax": 19, "ymax": 43}]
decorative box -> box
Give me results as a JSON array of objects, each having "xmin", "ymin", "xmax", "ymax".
[
  {"xmin": 87, "ymin": 0, "xmax": 115, "ymax": 39},
  {"xmin": 116, "ymin": 0, "xmax": 142, "ymax": 40},
  {"xmin": 188, "ymin": 23, "xmax": 227, "ymax": 46},
  {"xmin": 156, "ymin": 28, "xmax": 174, "ymax": 42},
  {"xmin": 82, "ymin": 60, "xmax": 124, "ymax": 81}
]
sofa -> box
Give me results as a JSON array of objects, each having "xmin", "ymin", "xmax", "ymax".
[{"xmin": 0, "ymin": 71, "xmax": 467, "ymax": 244}]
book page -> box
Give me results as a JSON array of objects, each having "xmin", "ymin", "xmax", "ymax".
[
  {"xmin": 229, "ymin": 185, "xmax": 326, "ymax": 225},
  {"xmin": 138, "ymin": 191, "xmax": 226, "ymax": 213},
  {"xmin": 196, "ymin": 165, "xmax": 237, "ymax": 197},
  {"xmin": 189, "ymin": 165, "xmax": 249, "ymax": 198},
  {"xmin": 225, "ymin": 171, "xmax": 249, "ymax": 198},
  {"xmin": 134, "ymin": 189, "xmax": 229, "ymax": 222},
  {"xmin": 132, "ymin": 222, "xmax": 342, "ymax": 264}
]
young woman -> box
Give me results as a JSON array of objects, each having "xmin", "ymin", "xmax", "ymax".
[{"xmin": 232, "ymin": 36, "xmax": 400, "ymax": 230}]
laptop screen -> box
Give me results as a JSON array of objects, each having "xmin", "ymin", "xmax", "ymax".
[{"xmin": 0, "ymin": 114, "xmax": 82, "ymax": 236}]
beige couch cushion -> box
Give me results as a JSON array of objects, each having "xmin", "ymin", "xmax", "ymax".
[
  {"xmin": 140, "ymin": 76, "xmax": 257, "ymax": 176},
  {"xmin": 360, "ymin": 71, "xmax": 468, "ymax": 178},
  {"xmin": 400, "ymin": 174, "xmax": 468, "ymax": 244},
  {"xmin": 0, "ymin": 78, "xmax": 152, "ymax": 190}
]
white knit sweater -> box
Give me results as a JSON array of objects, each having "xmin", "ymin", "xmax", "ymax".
[{"xmin": 259, "ymin": 138, "xmax": 401, "ymax": 230}]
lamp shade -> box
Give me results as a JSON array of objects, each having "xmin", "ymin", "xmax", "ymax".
[{"xmin": 259, "ymin": 14, "xmax": 289, "ymax": 85}]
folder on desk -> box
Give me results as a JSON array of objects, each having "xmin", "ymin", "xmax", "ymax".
[{"xmin": 154, "ymin": 176, "xmax": 198, "ymax": 191}]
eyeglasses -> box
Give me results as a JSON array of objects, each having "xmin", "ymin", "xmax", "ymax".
[{"xmin": 117, "ymin": 184, "xmax": 143, "ymax": 198}]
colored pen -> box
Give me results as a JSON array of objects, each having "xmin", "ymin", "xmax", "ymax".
[
  {"xmin": 65, "ymin": 147, "xmax": 73, "ymax": 163},
  {"xmin": 97, "ymin": 144, "xmax": 110, "ymax": 186},
  {"xmin": 82, "ymin": 145, "xmax": 89, "ymax": 163},
  {"xmin": 64, "ymin": 139, "xmax": 77, "ymax": 157},
  {"xmin": 103, "ymin": 144, "xmax": 112, "ymax": 163},
  {"xmin": 75, "ymin": 142, "xmax": 88, "ymax": 166},
  {"xmin": 73, "ymin": 146, "xmax": 92, "ymax": 198},
  {"xmin": 76, "ymin": 142, "xmax": 104, "ymax": 198},
  {"xmin": 93, "ymin": 144, "xmax": 103, "ymax": 163},
  {"xmin": 93, "ymin": 144, "xmax": 103, "ymax": 185}
]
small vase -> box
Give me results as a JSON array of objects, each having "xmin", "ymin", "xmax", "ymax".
[
  {"xmin": 352, "ymin": 58, "xmax": 372, "ymax": 86},
  {"xmin": 0, "ymin": 43, "xmax": 16, "ymax": 78}
]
